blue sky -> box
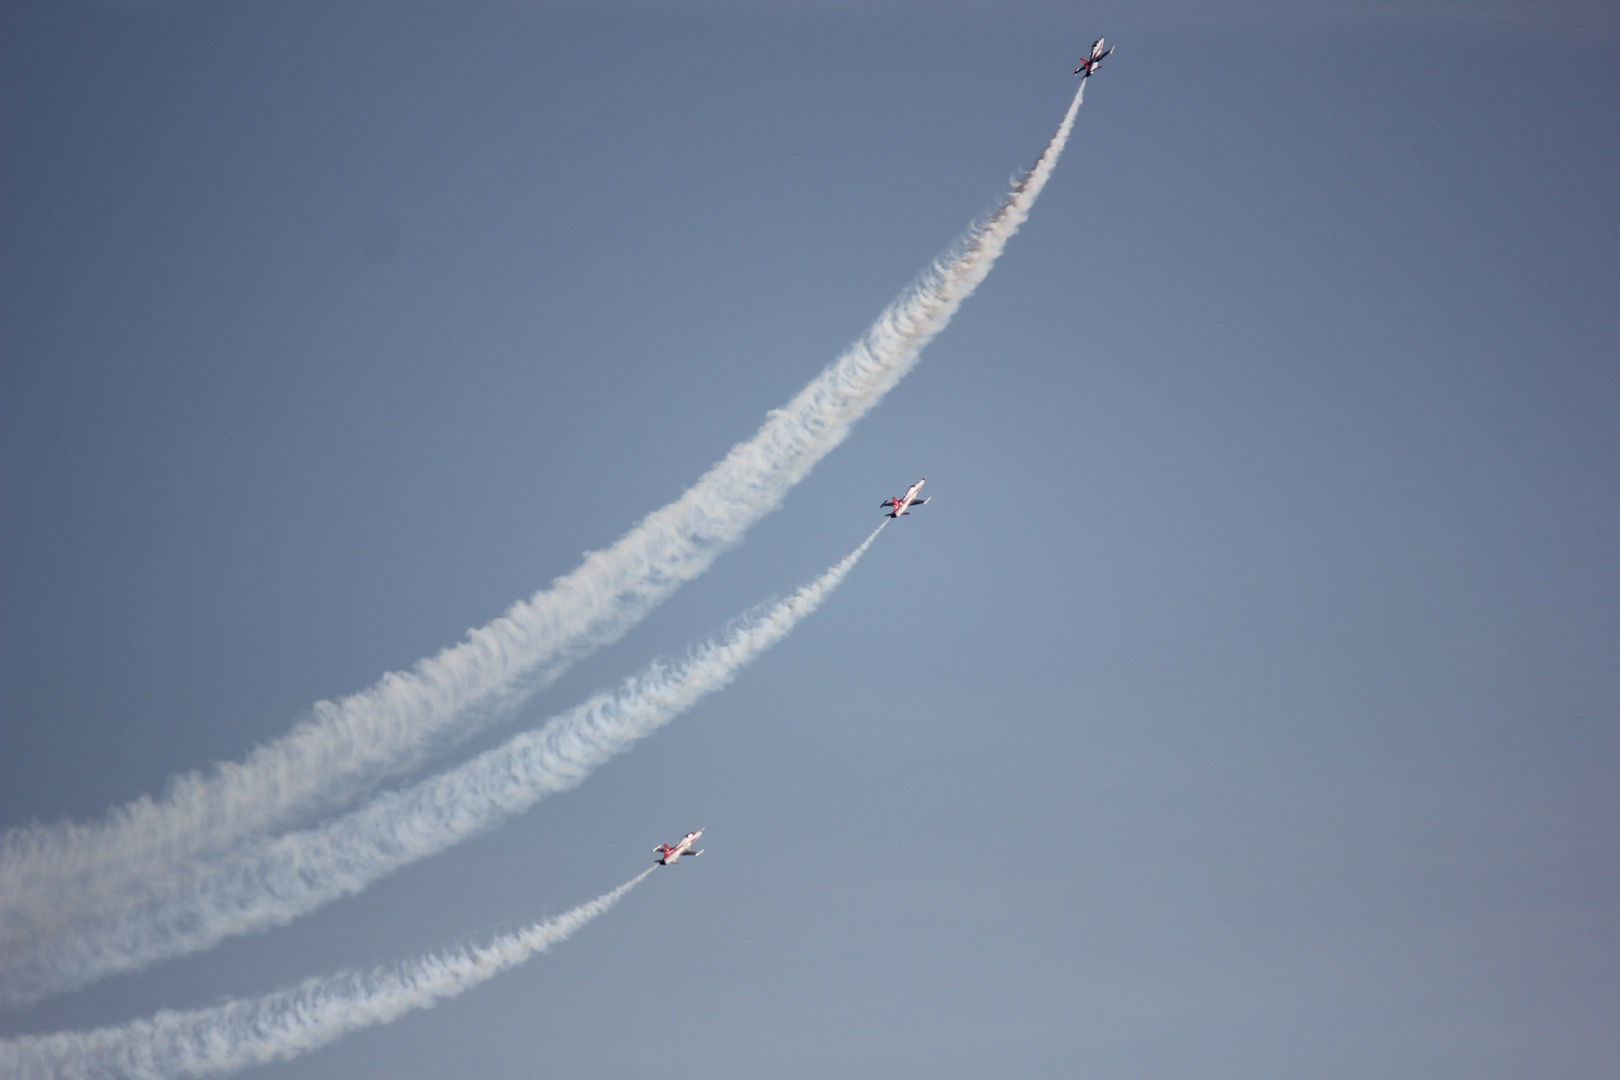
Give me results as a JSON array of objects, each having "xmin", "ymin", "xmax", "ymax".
[{"xmin": 3, "ymin": 2, "xmax": 1618, "ymax": 1078}]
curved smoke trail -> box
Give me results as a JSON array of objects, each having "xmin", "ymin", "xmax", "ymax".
[
  {"xmin": 0, "ymin": 82, "xmax": 1086, "ymax": 975},
  {"xmin": 0, "ymin": 870, "xmax": 654, "ymax": 1080},
  {"xmin": 4, "ymin": 527, "xmax": 884, "ymax": 1004}
]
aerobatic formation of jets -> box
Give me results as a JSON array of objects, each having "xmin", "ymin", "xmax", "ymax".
[
  {"xmin": 648, "ymin": 34, "xmax": 1112, "ymax": 866},
  {"xmin": 653, "ymin": 829, "xmax": 705, "ymax": 865},
  {"xmin": 0, "ymin": 29, "xmax": 1124, "ymax": 1079},
  {"xmin": 1074, "ymin": 37, "xmax": 1112, "ymax": 79}
]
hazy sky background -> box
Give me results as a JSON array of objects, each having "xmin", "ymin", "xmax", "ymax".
[{"xmin": 3, "ymin": 1, "xmax": 1617, "ymax": 1077}]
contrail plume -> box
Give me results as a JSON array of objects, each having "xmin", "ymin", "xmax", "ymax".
[
  {"xmin": 0, "ymin": 82, "xmax": 1087, "ymax": 970},
  {"xmin": 0, "ymin": 870, "xmax": 653, "ymax": 1080},
  {"xmin": 3, "ymin": 526, "xmax": 885, "ymax": 1004}
]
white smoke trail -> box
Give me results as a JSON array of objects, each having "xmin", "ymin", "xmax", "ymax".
[
  {"xmin": 0, "ymin": 870, "xmax": 653, "ymax": 1080},
  {"xmin": 0, "ymin": 81, "xmax": 1087, "ymax": 971},
  {"xmin": 3, "ymin": 526, "xmax": 885, "ymax": 1005}
]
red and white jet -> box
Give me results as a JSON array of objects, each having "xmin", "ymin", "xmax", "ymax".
[
  {"xmin": 881, "ymin": 478, "xmax": 929, "ymax": 519},
  {"xmin": 653, "ymin": 829, "xmax": 704, "ymax": 866},
  {"xmin": 1074, "ymin": 37, "xmax": 1113, "ymax": 78}
]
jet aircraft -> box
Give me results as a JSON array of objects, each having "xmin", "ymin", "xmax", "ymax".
[
  {"xmin": 881, "ymin": 478, "xmax": 929, "ymax": 519},
  {"xmin": 1074, "ymin": 38, "xmax": 1113, "ymax": 78},
  {"xmin": 654, "ymin": 829, "xmax": 704, "ymax": 865}
]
